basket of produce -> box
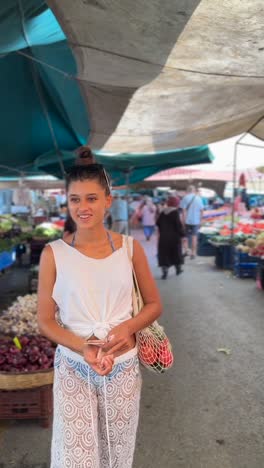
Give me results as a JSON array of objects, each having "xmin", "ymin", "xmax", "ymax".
[
  {"xmin": 0, "ymin": 293, "xmax": 39, "ymax": 336},
  {"xmin": 0, "ymin": 335, "xmax": 55, "ymax": 390},
  {"xmin": 0, "ymin": 294, "xmax": 56, "ymax": 426},
  {"xmin": 0, "ymin": 293, "xmax": 56, "ymax": 390}
]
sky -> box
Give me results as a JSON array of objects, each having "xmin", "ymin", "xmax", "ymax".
[{"xmin": 189, "ymin": 134, "xmax": 264, "ymax": 173}]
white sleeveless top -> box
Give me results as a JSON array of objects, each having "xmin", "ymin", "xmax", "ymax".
[{"xmin": 49, "ymin": 235, "xmax": 134, "ymax": 340}]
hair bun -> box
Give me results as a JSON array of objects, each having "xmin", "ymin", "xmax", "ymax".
[{"xmin": 75, "ymin": 146, "xmax": 96, "ymax": 165}]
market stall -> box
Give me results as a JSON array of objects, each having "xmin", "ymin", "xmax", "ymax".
[{"xmin": 198, "ymin": 216, "xmax": 264, "ymax": 286}]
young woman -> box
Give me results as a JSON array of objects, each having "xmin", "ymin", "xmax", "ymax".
[{"xmin": 37, "ymin": 164, "xmax": 162, "ymax": 468}]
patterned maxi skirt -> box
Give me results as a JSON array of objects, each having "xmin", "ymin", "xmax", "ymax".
[{"xmin": 50, "ymin": 346, "xmax": 142, "ymax": 468}]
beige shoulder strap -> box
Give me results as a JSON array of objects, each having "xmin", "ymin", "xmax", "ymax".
[{"xmin": 125, "ymin": 236, "xmax": 144, "ymax": 316}]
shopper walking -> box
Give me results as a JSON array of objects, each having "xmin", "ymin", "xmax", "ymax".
[
  {"xmin": 156, "ymin": 196, "xmax": 184, "ymax": 279},
  {"xmin": 37, "ymin": 163, "xmax": 161, "ymax": 468},
  {"xmin": 180, "ymin": 185, "xmax": 204, "ymax": 259},
  {"xmin": 110, "ymin": 192, "xmax": 129, "ymax": 234},
  {"xmin": 139, "ymin": 197, "xmax": 157, "ymax": 241}
]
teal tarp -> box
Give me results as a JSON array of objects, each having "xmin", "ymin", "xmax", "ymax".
[
  {"xmin": 0, "ymin": 0, "xmax": 89, "ymax": 175},
  {"xmin": 35, "ymin": 146, "xmax": 214, "ymax": 185},
  {"xmin": 0, "ymin": 1, "xmax": 213, "ymax": 184}
]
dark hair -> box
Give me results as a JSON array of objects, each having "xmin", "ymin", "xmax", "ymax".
[
  {"xmin": 64, "ymin": 213, "xmax": 76, "ymax": 234},
  {"xmin": 75, "ymin": 146, "xmax": 96, "ymax": 165},
  {"xmin": 66, "ymin": 164, "xmax": 111, "ymax": 196}
]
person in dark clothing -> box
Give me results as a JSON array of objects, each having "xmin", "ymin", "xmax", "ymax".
[{"xmin": 156, "ymin": 196, "xmax": 184, "ymax": 280}]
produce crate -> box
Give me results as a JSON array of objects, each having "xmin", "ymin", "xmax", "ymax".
[
  {"xmin": 215, "ymin": 245, "xmax": 234, "ymax": 270},
  {"xmin": 0, "ymin": 385, "xmax": 53, "ymax": 428},
  {"xmin": 234, "ymin": 263, "xmax": 257, "ymax": 279},
  {"xmin": 197, "ymin": 233, "xmax": 217, "ymax": 257},
  {"xmin": 234, "ymin": 251, "xmax": 259, "ymax": 264},
  {"xmin": 233, "ymin": 251, "xmax": 259, "ymax": 278}
]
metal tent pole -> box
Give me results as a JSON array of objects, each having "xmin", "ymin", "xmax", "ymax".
[
  {"xmin": 231, "ymin": 143, "xmax": 239, "ymax": 243},
  {"xmin": 124, "ymin": 168, "xmax": 133, "ymax": 235}
]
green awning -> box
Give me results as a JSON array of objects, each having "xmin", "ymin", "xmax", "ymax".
[{"xmin": 35, "ymin": 146, "xmax": 214, "ymax": 185}]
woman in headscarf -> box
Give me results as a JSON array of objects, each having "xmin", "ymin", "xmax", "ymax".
[{"xmin": 156, "ymin": 196, "xmax": 184, "ymax": 279}]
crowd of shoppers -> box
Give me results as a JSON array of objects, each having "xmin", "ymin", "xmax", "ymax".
[{"xmin": 124, "ymin": 186, "xmax": 204, "ymax": 279}]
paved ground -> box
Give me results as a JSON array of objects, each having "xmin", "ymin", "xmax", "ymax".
[{"xmin": 0, "ymin": 231, "xmax": 264, "ymax": 468}]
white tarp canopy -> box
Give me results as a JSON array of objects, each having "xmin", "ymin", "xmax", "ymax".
[{"xmin": 47, "ymin": 0, "xmax": 264, "ymax": 153}]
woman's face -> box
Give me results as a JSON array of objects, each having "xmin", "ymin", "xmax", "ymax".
[{"xmin": 67, "ymin": 179, "xmax": 112, "ymax": 230}]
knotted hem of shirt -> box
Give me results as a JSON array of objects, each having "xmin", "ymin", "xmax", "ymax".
[{"xmin": 64, "ymin": 320, "xmax": 124, "ymax": 340}]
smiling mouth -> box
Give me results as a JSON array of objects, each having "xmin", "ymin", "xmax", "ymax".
[{"xmin": 78, "ymin": 214, "xmax": 92, "ymax": 220}]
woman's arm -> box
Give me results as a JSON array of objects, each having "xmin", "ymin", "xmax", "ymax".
[
  {"xmin": 127, "ymin": 239, "xmax": 162, "ymax": 333},
  {"xmin": 37, "ymin": 245, "xmax": 85, "ymax": 354},
  {"xmin": 103, "ymin": 239, "xmax": 162, "ymax": 355}
]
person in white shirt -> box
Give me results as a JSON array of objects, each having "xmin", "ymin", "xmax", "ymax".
[
  {"xmin": 180, "ymin": 185, "xmax": 204, "ymax": 259},
  {"xmin": 138, "ymin": 197, "xmax": 157, "ymax": 241},
  {"xmin": 37, "ymin": 163, "xmax": 161, "ymax": 468},
  {"xmin": 110, "ymin": 192, "xmax": 129, "ymax": 234}
]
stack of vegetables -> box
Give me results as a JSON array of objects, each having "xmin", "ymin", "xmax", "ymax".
[
  {"xmin": 0, "ymin": 294, "xmax": 39, "ymax": 336},
  {"xmin": 0, "ymin": 215, "xmax": 32, "ymax": 255},
  {"xmin": 206, "ymin": 220, "xmax": 264, "ymax": 246},
  {"xmin": 0, "ymin": 335, "xmax": 55, "ymax": 372},
  {"xmin": 0, "ymin": 214, "xmax": 32, "ymax": 234},
  {"xmin": 0, "ymin": 294, "xmax": 56, "ymax": 373},
  {"xmin": 0, "ymin": 217, "xmax": 13, "ymax": 235},
  {"xmin": 31, "ymin": 222, "xmax": 62, "ymax": 241}
]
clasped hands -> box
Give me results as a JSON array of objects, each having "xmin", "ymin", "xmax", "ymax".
[{"xmin": 83, "ymin": 323, "xmax": 132, "ymax": 376}]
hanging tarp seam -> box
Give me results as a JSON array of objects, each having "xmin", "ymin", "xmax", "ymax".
[{"xmin": 17, "ymin": 0, "xmax": 66, "ymax": 177}]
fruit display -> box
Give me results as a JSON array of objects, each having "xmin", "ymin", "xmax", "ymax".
[
  {"xmin": 249, "ymin": 232, "xmax": 264, "ymax": 258},
  {"xmin": 0, "ymin": 335, "xmax": 55, "ymax": 372},
  {"xmin": 0, "ymin": 294, "xmax": 38, "ymax": 336}
]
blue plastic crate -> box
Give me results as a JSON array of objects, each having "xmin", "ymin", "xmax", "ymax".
[
  {"xmin": 0, "ymin": 249, "xmax": 16, "ymax": 271},
  {"xmin": 234, "ymin": 251, "xmax": 259, "ymax": 264},
  {"xmin": 234, "ymin": 262, "xmax": 257, "ymax": 278}
]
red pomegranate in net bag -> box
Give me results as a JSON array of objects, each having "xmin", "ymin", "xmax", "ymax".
[{"xmin": 157, "ymin": 338, "xmax": 174, "ymax": 367}]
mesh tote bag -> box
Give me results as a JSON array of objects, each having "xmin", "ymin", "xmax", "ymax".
[{"xmin": 126, "ymin": 237, "xmax": 174, "ymax": 374}]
